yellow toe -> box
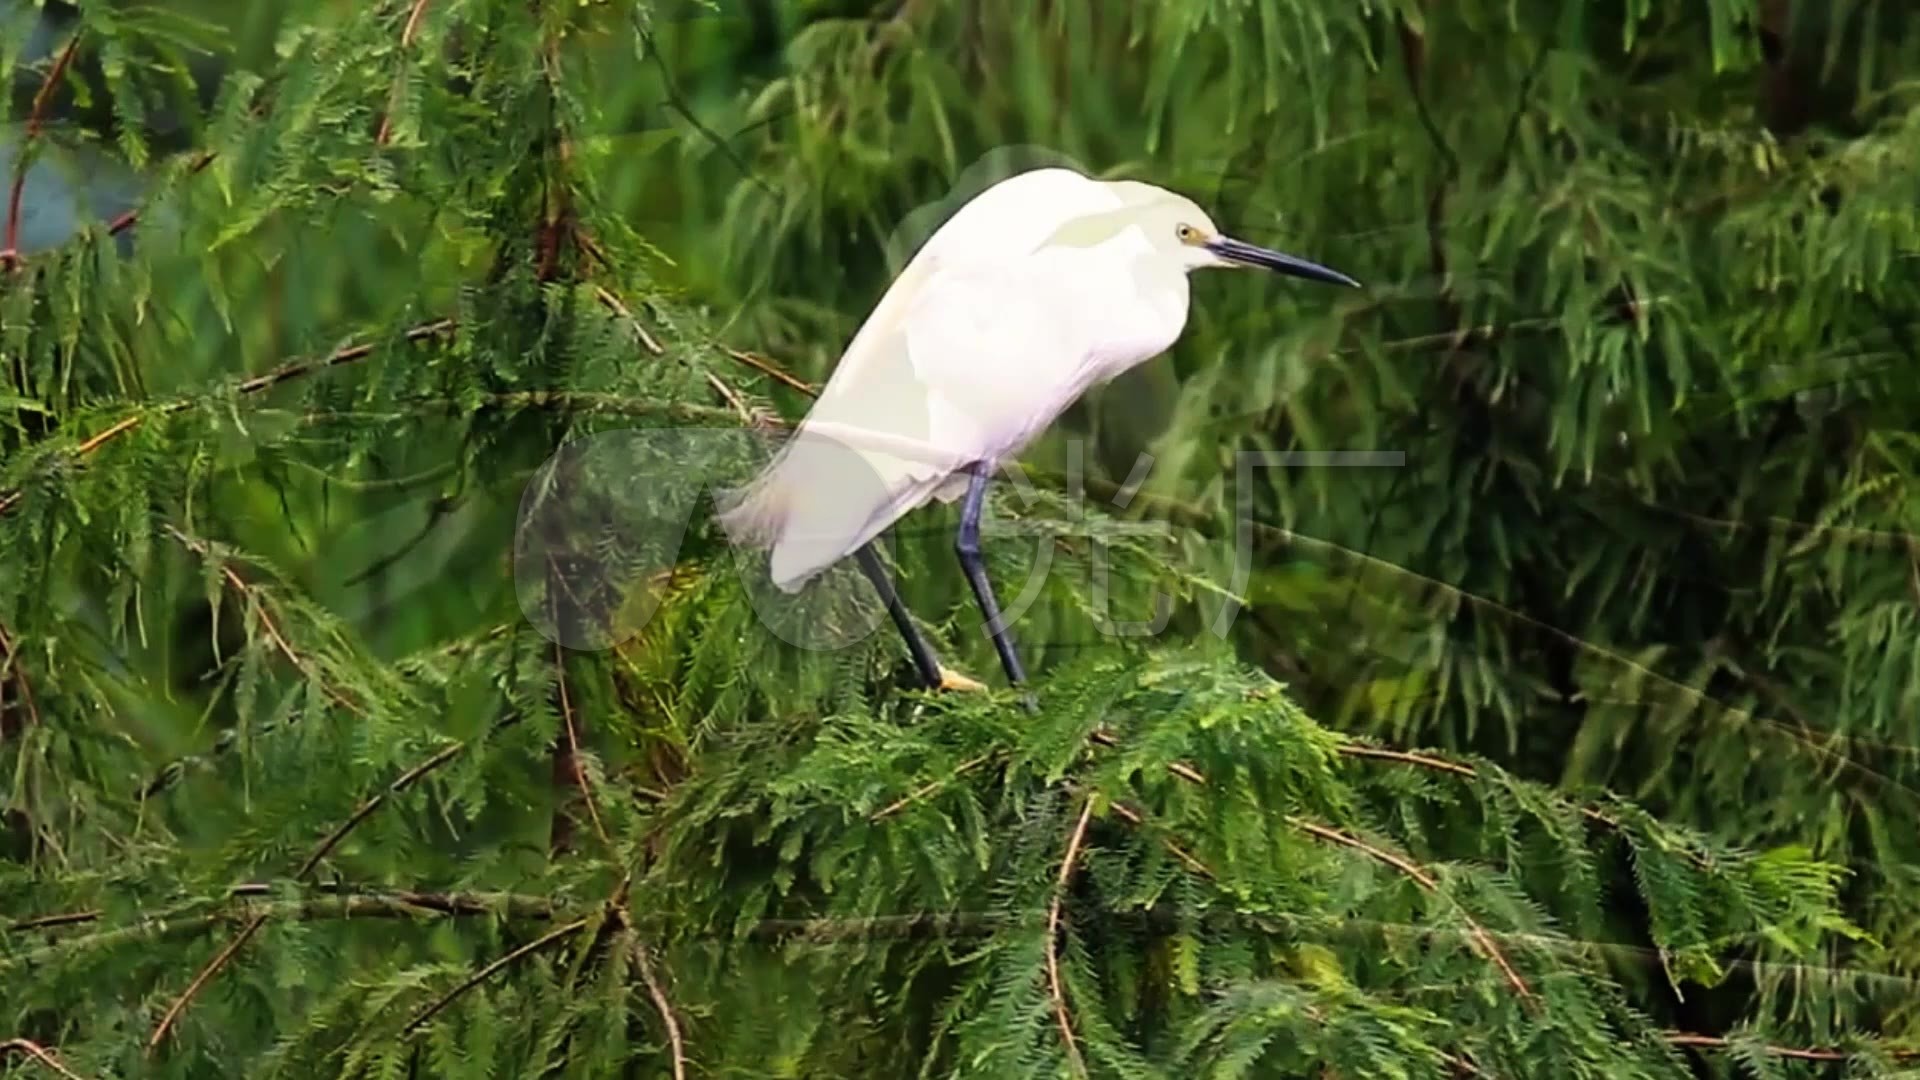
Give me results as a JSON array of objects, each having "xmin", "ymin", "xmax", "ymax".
[{"xmin": 937, "ymin": 666, "xmax": 988, "ymax": 693}]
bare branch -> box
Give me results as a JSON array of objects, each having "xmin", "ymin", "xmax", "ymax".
[
  {"xmin": 0, "ymin": 1038, "xmax": 91, "ymax": 1080},
  {"xmin": 553, "ymin": 641, "xmax": 612, "ymax": 854},
  {"xmin": 1, "ymin": 33, "xmax": 82, "ymax": 270},
  {"xmin": 403, "ymin": 917, "xmax": 593, "ymax": 1034},
  {"xmin": 871, "ymin": 752, "xmax": 998, "ymax": 821},
  {"xmin": 631, "ymin": 939, "xmax": 688, "ymax": 1080},
  {"xmin": 146, "ymin": 912, "xmax": 268, "ymax": 1054},
  {"xmin": 1047, "ymin": 797, "xmax": 1095, "ymax": 1077}
]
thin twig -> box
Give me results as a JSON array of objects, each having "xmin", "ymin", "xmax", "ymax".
[
  {"xmin": 146, "ymin": 912, "xmax": 268, "ymax": 1054},
  {"xmin": 1081, "ymin": 728, "xmax": 1533, "ymax": 1001},
  {"xmin": 1287, "ymin": 816, "xmax": 1532, "ymax": 1001},
  {"xmin": 1046, "ymin": 797, "xmax": 1095, "ymax": 1077},
  {"xmin": 1663, "ymin": 1031, "xmax": 1919, "ymax": 1063},
  {"xmin": 297, "ymin": 740, "xmax": 468, "ymax": 877},
  {"xmin": 0, "ymin": 319, "xmax": 455, "ymax": 516},
  {"xmin": 0, "ymin": 622, "xmax": 41, "ymax": 734},
  {"xmin": 1, "ymin": 33, "xmax": 82, "ymax": 269},
  {"xmin": 721, "ymin": 346, "xmax": 816, "ymax": 396},
  {"xmin": 588, "ymin": 280, "xmax": 771, "ymax": 426},
  {"xmin": 631, "ymin": 940, "xmax": 688, "ymax": 1080},
  {"xmin": 401, "ymin": 0, "xmax": 433, "ymax": 46},
  {"xmin": 403, "ymin": 917, "xmax": 593, "ymax": 1034},
  {"xmin": 162, "ymin": 527, "xmax": 360, "ymax": 714},
  {"xmin": 0, "ymin": 1038, "xmax": 90, "ymax": 1080},
  {"xmin": 376, "ymin": 0, "xmax": 436, "ymax": 146},
  {"xmin": 148, "ymin": 714, "xmax": 505, "ymax": 1048},
  {"xmin": 592, "ymin": 285, "xmax": 664, "ymax": 355},
  {"xmin": 104, "ymin": 151, "xmax": 217, "ymax": 239},
  {"xmin": 871, "ymin": 752, "xmax": 997, "ymax": 820},
  {"xmin": 554, "ymin": 641, "xmax": 613, "ymax": 854},
  {"xmin": 6, "ymin": 891, "xmax": 561, "ymax": 975}
]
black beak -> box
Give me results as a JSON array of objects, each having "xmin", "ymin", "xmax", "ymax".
[{"xmin": 1205, "ymin": 235, "xmax": 1360, "ymax": 288}]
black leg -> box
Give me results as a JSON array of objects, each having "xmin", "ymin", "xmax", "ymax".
[
  {"xmin": 855, "ymin": 544, "xmax": 943, "ymax": 690},
  {"xmin": 955, "ymin": 461, "xmax": 1032, "ymax": 703}
]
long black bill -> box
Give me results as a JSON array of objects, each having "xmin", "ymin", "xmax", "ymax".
[{"xmin": 1206, "ymin": 235, "xmax": 1360, "ymax": 288}]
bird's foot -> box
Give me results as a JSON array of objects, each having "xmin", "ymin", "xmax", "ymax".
[{"xmin": 936, "ymin": 665, "xmax": 989, "ymax": 693}]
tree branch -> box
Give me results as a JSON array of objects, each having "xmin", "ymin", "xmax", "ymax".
[
  {"xmin": 0, "ymin": 319, "xmax": 456, "ymax": 517},
  {"xmin": 0, "ymin": 621, "xmax": 41, "ymax": 740},
  {"xmin": 1047, "ymin": 797, "xmax": 1094, "ymax": 1077},
  {"xmin": 1665, "ymin": 1031, "xmax": 1919, "ymax": 1064},
  {"xmin": 1286, "ymin": 816, "xmax": 1532, "ymax": 1001},
  {"xmin": 146, "ymin": 911, "xmax": 267, "ymax": 1054},
  {"xmin": 1, "ymin": 32, "xmax": 82, "ymax": 270},
  {"xmin": 147, "ymin": 712, "xmax": 510, "ymax": 1050},
  {"xmin": 162, "ymin": 527, "xmax": 361, "ymax": 715},
  {"xmin": 631, "ymin": 938, "xmax": 688, "ymax": 1080},
  {"xmin": 403, "ymin": 916, "xmax": 593, "ymax": 1034},
  {"xmin": 6, "ymin": 890, "xmax": 562, "ymax": 975},
  {"xmin": 375, "ymin": 0, "xmax": 436, "ymax": 146},
  {"xmin": 552, "ymin": 640, "xmax": 612, "ymax": 855},
  {"xmin": 0, "ymin": 1038, "xmax": 90, "ymax": 1080}
]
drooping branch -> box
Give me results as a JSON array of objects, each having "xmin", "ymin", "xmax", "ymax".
[
  {"xmin": 0, "ymin": 621, "xmax": 41, "ymax": 740},
  {"xmin": 402, "ymin": 917, "xmax": 594, "ymax": 1035},
  {"xmin": 0, "ymin": 1038, "xmax": 91, "ymax": 1080},
  {"xmin": 631, "ymin": 938, "xmax": 688, "ymax": 1080},
  {"xmin": 1, "ymin": 32, "xmax": 83, "ymax": 271},
  {"xmin": 146, "ymin": 713, "xmax": 515, "ymax": 1050},
  {"xmin": 1046, "ymin": 797, "xmax": 1095, "ymax": 1077},
  {"xmin": 5, "ymin": 891, "xmax": 563, "ymax": 976},
  {"xmin": 162, "ymin": 527, "xmax": 361, "ymax": 716},
  {"xmin": 1286, "ymin": 816, "xmax": 1533, "ymax": 1001},
  {"xmin": 0, "ymin": 319, "xmax": 457, "ymax": 517},
  {"xmin": 375, "ymin": 0, "xmax": 437, "ymax": 145}
]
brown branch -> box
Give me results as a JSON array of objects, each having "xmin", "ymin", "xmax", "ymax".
[
  {"xmin": 1081, "ymin": 729, "xmax": 1533, "ymax": 1001},
  {"xmin": 0, "ymin": 1038, "xmax": 90, "ymax": 1080},
  {"xmin": 592, "ymin": 285, "xmax": 664, "ymax": 355},
  {"xmin": 1103, "ymin": 800, "xmax": 1211, "ymax": 879},
  {"xmin": 6, "ymin": 891, "xmax": 561, "ymax": 975},
  {"xmin": 553, "ymin": 641, "xmax": 612, "ymax": 854},
  {"xmin": 631, "ymin": 939, "xmax": 688, "ymax": 1080},
  {"xmin": 103, "ymin": 151, "xmax": 217, "ymax": 240},
  {"xmin": 721, "ymin": 346, "xmax": 816, "ymax": 397},
  {"xmin": 297, "ymin": 739, "xmax": 469, "ymax": 877},
  {"xmin": 0, "ymin": 622, "xmax": 41, "ymax": 739},
  {"xmin": 401, "ymin": 0, "xmax": 434, "ymax": 47},
  {"xmin": 162, "ymin": 527, "xmax": 360, "ymax": 715},
  {"xmin": 403, "ymin": 917, "xmax": 593, "ymax": 1034},
  {"xmin": 587, "ymin": 279, "xmax": 780, "ymax": 429},
  {"xmin": 375, "ymin": 0, "xmax": 436, "ymax": 146},
  {"xmin": 871, "ymin": 752, "xmax": 998, "ymax": 820},
  {"xmin": 1287, "ymin": 816, "xmax": 1532, "ymax": 1001},
  {"xmin": 149, "ymin": 715, "xmax": 502, "ymax": 1048},
  {"xmin": 1, "ymin": 33, "xmax": 82, "ymax": 270},
  {"xmin": 0, "ymin": 319, "xmax": 455, "ymax": 516},
  {"xmin": 146, "ymin": 911, "xmax": 268, "ymax": 1054},
  {"xmin": 1664, "ymin": 1031, "xmax": 1919, "ymax": 1063},
  {"xmin": 1046, "ymin": 797, "xmax": 1094, "ymax": 1077}
]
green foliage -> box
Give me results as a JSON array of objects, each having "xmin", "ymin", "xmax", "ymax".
[{"xmin": 2, "ymin": 0, "xmax": 1917, "ymax": 1077}]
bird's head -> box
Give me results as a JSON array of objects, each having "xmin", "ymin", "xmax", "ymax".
[{"xmin": 1113, "ymin": 184, "xmax": 1360, "ymax": 288}]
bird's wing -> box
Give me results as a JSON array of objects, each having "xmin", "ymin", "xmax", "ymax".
[{"xmin": 716, "ymin": 255, "xmax": 1091, "ymax": 592}]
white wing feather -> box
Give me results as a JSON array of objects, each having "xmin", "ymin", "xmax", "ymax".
[{"xmin": 717, "ymin": 257, "xmax": 1094, "ymax": 592}]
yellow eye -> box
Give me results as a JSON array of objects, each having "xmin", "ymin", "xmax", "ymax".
[{"xmin": 1175, "ymin": 224, "xmax": 1198, "ymax": 244}]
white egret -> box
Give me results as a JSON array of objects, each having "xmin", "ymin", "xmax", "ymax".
[{"xmin": 717, "ymin": 166, "xmax": 1357, "ymax": 696}]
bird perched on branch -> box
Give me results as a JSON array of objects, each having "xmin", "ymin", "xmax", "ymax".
[{"xmin": 718, "ymin": 166, "xmax": 1357, "ymax": 700}]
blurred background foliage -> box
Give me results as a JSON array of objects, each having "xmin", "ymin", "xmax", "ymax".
[{"xmin": 6, "ymin": 0, "xmax": 1920, "ymax": 1075}]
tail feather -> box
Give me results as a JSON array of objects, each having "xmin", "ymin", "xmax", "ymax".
[{"xmin": 715, "ymin": 431, "xmax": 953, "ymax": 593}]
